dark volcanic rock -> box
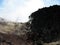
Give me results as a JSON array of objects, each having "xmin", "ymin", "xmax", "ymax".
[{"xmin": 29, "ymin": 5, "xmax": 60, "ymax": 44}]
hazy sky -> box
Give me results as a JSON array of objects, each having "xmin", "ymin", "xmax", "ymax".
[{"xmin": 0, "ymin": 0, "xmax": 60, "ymax": 22}]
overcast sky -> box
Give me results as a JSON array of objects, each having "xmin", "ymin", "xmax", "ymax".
[{"xmin": 0, "ymin": 0, "xmax": 60, "ymax": 22}]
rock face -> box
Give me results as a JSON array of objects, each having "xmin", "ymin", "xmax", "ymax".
[{"xmin": 29, "ymin": 5, "xmax": 60, "ymax": 45}]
